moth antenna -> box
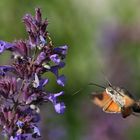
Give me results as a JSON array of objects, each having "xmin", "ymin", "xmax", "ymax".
[
  {"xmin": 73, "ymin": 82, "xmax": 106, "ymax": 96},
  {"xmin": 101, "ymin": 70, "xmax": 112, "ymax": 87},
  {"xmin": 104, "ymin": 76, "xmax": 112, "ymax": 87},
  {"xmin": 88, "ymin": 82, "xmax": 106, "ymax": 89}
]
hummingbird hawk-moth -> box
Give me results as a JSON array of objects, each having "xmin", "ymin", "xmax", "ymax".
[{"xmin": 91, "ymin": 83, "xmax": 140, "ymax": 118}]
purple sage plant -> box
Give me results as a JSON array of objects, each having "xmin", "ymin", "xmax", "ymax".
[{"xmin": 0, "ymin": 8, "xmax": 68, "ymax": 140}]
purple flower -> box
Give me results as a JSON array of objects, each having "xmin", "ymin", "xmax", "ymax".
[
  {"xmin": 35, "ymin": 8, "xmax": 42, "ymax": 23},
  {"xmin": 23, "ymin": 8, "xmax": 48, "ymax": 47},
  {"xmin": 50, "ymin": 54, "xmax": 61, "ymax": 64},
  {"xmin": 0, "ymin": 8, "xmax": 68, "ymax": 139},
  {"xmin": 47, "ymin": 92, "xmax": 65, "ymax": 114},
  {"xmin": 0, "ymin": 76, "xmax": 17, "ymax": 98},
  {"xmin": 32, "ymin": 126, "xmax": 41, "ymax": 138},
  {"xmin": 16, "ymin": 120, "xmax": 24, "ymax": 128},
  {"xmin": 39, "ymin": 35, "xmax": 46, "ymax": 46},
  {"xmin": 35, "ymin": 52, "xmax": 46, "ymax": 65},
  {"xmin": 54, "ymin": 45, "xmax": 68, "ymax": 55},
  {"xmin": 50, "ymin": 65, "xmax": 59, "ymax": 77},
  {"xmin": 33, "ymin": 73, "xmax": 49, "ymax": 88},
  {"xmin": 0, "ymin": 40, "xmax": 14, "ymax": 53},
  {"xmin": 26, "ymin": 94, "xmax": 37, "ymax": 104},
  {"xmin": 50, "ymin": 62, "xmax": 65, "ymax": 77},
  {"xmin": 54, "ymin": 102, "xmax": 66, "ymax": 114},
  {"xmin": 0, "ymin": 65, "xmax": 14, "ymax": 76},
  {"xmin": 39, "ymin": 78, "xmax": 49, "ymax": 87},
  {"xmin": 57, "ymin": 75, "xmax": 66, "ymax": 86},
  {"xmin": 33, "ymin": 73, "xmax": 40, "ymax": 88},
  {"xmin": 13, "ymin": 40, "xmax": 28, "ymax": 56},
  {"xmin": 10, "ymin": 135, "xmax": 27, "ymax": 140},
  {"xmin": 47, "ymin": 91, "xmax": 64, "ymax": 103}
]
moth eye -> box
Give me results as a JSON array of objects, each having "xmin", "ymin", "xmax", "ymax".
[
  {"xmin": 109, "ymin": 90, "xmax": 114, "ymax": 94},
  {"xmin": 107, "ymin": 88, "xmax": 114, "ymax": 94}
]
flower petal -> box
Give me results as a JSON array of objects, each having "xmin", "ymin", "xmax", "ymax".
[
  {"xmin": 54, "ymin": 45, "xmax": 68, "ymax": 55},
  {"xmin": 54, "ymin": 102, "xmax": 66, "ymax": 114},
  {"xmin": 58, "ymin": 62, "xmax": 65, "ymax": 68},
  {"xmin": 47, "ymin": 91, "xmax": 64, "ymax": 103},
  {"xmin": 0, "ymin": 65, "xmax": 14, "ymax": 76},
  {"xmin": 50, "ymin": 66, "xmax": 59, "ymax": 77},
  {"xmin": 32, "ymin": 126, "xmax": 41, "ymax": 138},
  {"xmin": 39, "ymin": 35, "xmax": 46, "ymax": 46},
  {"xmin": 57, "ymin": 75, "xmax": 66, "ymax": 86},
  {"xmin": 35, "ymin": 52, "xmax": 46, "ymax": 65},
  {"xmin": 33, "ymin": 73, "xmax": 40, "ymax": 88},
  {"xmin": 50, "ymin": 54, "xmax": 61, "ymax": 64},
  {"xmin": 10, "ymin": 135, "xmax": 27, "ymax": 140},
  {"xmin": 39, "ymin": 78, "xmax": 49, "ymax": 87},
  {"xmin": 35, "ymin": 8, "xmax": 42, "ymax": 23},
  {"xmin": 16, "ymin": 120, "xmax": 24, "ymax": 128},
  {"xmin": 26, "ymin": 94, "xmax": 37, "ymax": 104},
  {"xmin": 0, "ymin": 41, "xmax": 14, "ymax": 53},
  {"xmin": 46, "ymin": 92, "xmax": 65, "ymax": 114}
]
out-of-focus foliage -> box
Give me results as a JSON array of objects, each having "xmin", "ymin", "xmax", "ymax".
[{"xmin": 0, "ymin": 0, "xmax": 140, "ymax": 140}]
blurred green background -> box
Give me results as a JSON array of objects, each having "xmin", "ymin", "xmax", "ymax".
[{"xmin": 1, "ymin": 0, "xmax": 140, "ymax": 140}]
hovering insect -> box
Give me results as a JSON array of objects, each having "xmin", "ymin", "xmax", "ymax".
[{"xmin": 91, "ymin": 82, "xmax": 140, "ymax": 118}]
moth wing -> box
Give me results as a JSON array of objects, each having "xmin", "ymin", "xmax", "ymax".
[
  {"xmin": 104, "ymin": 100, "xmax": 121, "ymax": 113},
  {"xmin": 91, "ymin": 91, "xmax": 111, "ymax": 108}
]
